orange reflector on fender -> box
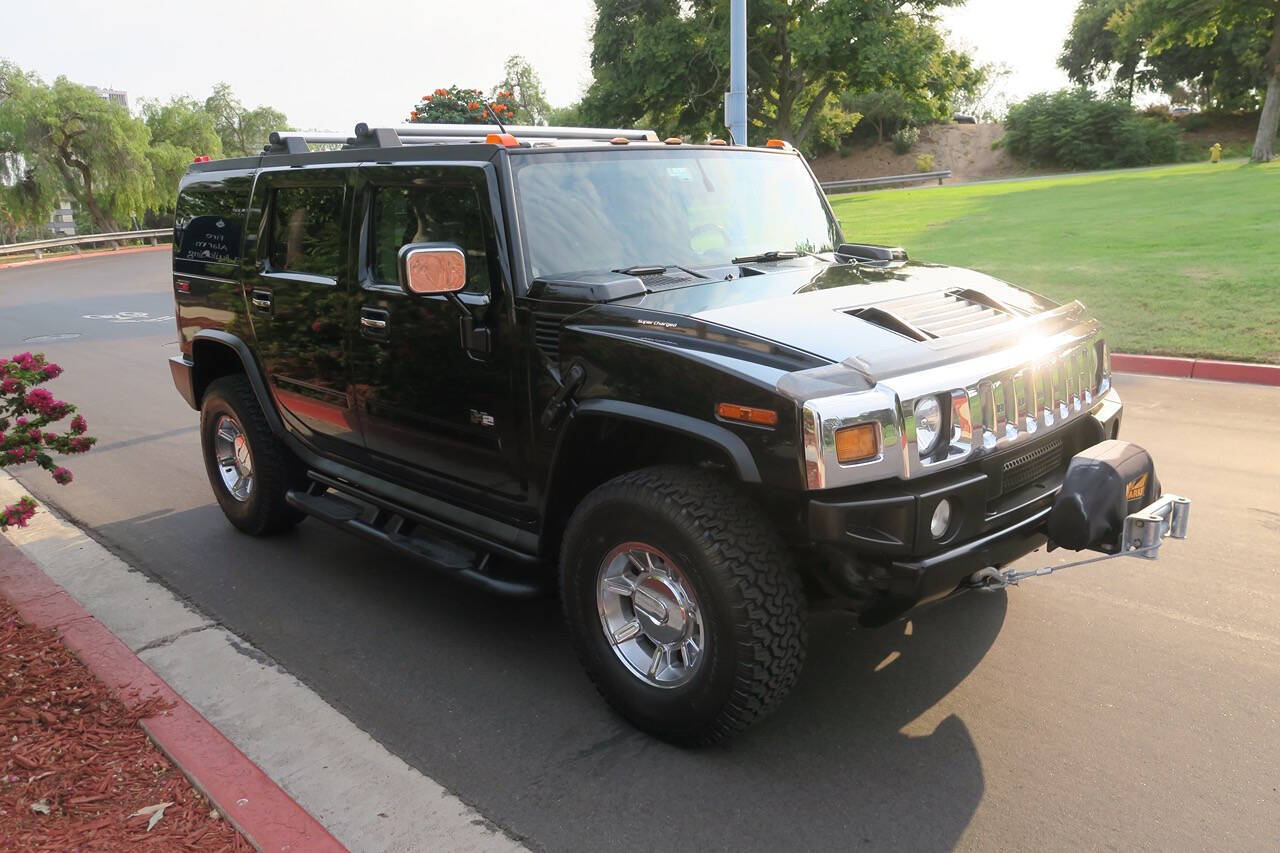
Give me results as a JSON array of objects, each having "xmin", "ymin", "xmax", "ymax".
[
  {"xmin": 485, "ymin": 133, "xmax": 519, "ymax": 147},
  {"xmin": 835, "ymin": 423, "xmax": 879, "ymax": 464},
  {"xmin": 716, "ymin": 403, "xmax": 779, "ymax": 427}
]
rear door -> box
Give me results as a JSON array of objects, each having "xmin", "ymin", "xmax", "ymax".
[
  {"xmin": 245, "ymin": 167, "xmax": 362, "ymax": 458},
  {"xmin": 346, "ymin": 162, "xmax": 530, "ymax": 520}
]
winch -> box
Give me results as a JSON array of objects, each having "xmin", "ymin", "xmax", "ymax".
[{"xmin": 968, "ymin": 440, "xmax": 1191, "ymax": 590}]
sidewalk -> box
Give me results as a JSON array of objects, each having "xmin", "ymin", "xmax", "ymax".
[{"xmin": 0, "ymin": 471, "xmax": 525, "ymax": 852}]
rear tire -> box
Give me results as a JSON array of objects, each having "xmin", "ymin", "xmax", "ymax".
[
  {"xmin": 200, "ymin": 375, "xmax": 306, "ymax": 536},
  {"xmin": 560, "ymin": 466, "xmax": 806, "ymax": 745}
]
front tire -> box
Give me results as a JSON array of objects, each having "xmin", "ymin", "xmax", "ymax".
[
  {"xmin": 200, "ymin": 375, "xmax": 306, "ymax": 536},
  {"xmin": 560, "ymin": 466, "xmax": 806, "ymax": 745}
]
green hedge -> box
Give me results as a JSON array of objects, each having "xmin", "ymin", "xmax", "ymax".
[{"xmin": 1002, "ymin": 89, "xmax": 1181, "ymax": 170}]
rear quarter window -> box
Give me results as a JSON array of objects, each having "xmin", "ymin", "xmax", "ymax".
[{"xmin": 174, "ymin": 175, "xmax": 252, "ymax": 277}]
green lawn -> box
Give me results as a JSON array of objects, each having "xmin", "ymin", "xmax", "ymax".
[{"xmin": 829, "ymin": 160, "xmax": 1280, "ymax": 363}]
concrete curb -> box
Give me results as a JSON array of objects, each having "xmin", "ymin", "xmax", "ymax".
[
  {"xmin": 0, "ymin": 536, "xmax": 347, "ymax": 853},
  {"xmin": 1113, "ymin": 353, "xmax": 1280, "ymax": 387},
  {"xmin": 0, "ymin": 244, "xmax": 169, "ymax": 270}
]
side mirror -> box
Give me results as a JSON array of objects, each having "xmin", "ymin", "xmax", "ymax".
[{"xmin": 398, "ymin": 243, "xmax": 466, "ymax": 296}]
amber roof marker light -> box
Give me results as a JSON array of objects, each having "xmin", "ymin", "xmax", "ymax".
[{"xmin": 716, "ymin": 403, "xmax": 779, "ymax": 427}]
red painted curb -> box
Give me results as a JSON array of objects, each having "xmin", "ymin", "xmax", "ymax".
[
  {"xmin": 0, "ymin": 244, "xmax": 169, "ymax": 270},
  {"xmin": 1190, "ymin": 358, "xmax": 1280, "ymax": 387},
  {"xmin": 0, "ymin": 537, "xmax": 346, "ymax": 853},
  {"xmin": 1113, "ymin": 353, "xmax": 1280, "ymax": 386}
]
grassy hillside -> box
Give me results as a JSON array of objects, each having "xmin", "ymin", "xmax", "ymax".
[{"xmin": 829, "ymin": 161, "xmax": 1280, "ymax": 363}]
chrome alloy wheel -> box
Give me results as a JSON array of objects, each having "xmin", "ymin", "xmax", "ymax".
[
  {"xmin": 213, "ymin": 414, "xmax": 254, "ymax": 502},
  {"xmin": 596, "ymin": 543, "xmax": 706, "ymax": 689}
]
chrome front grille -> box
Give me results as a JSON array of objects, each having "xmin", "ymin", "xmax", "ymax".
[{"xmin": 963, "ymin": 341, "xmax": 1103, "ymax": 454}]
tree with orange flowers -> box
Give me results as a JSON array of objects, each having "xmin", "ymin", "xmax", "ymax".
[{"xmin": 408, "ymin": 86, "xmax": 519, "ymax": 125}]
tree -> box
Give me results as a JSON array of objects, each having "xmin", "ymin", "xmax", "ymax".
[
  {"xmin": 492, "ymin": 56, "xmax": 552, "ymax": 125},
  {"xmin": 203, "ymin": 83, "xmax": 288, "ymax": 157},
  {"xmin": 0, "ymin": 67, "xmax": 157, "ymax": 232},
  {"xmin": 143, "ymin": 96, "xmax": 223, "ymax": 209},
  {"xmin": 408, "ymin": 86, "xmax": 519, "ymax": 124},
  {"xmin": 1061, "ymin": 0, "xmax": 1280, "ymax": 161},
  {"xmin": 579, "ymin": 0, "xmax": 980, "ymax": 150}
]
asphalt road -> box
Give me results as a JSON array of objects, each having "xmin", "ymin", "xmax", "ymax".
[{"xmin": 3, "ymin": 251, "xmax": 1277, "ymax": 852}]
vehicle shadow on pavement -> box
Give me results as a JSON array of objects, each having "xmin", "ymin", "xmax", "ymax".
[{"xmin": 100, "ymin": 505, "xmax": 1005, "ymax": 853}]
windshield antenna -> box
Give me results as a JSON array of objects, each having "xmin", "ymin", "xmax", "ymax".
[{"xmin": 484, "ymin": 100, "xmax": 509, "ymax": 134}]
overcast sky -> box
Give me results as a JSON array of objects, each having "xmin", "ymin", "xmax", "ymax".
[{"xmin": 5, "ymin": 0, "xmax": 1075, "ymax": 132}]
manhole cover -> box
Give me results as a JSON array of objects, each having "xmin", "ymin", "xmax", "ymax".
[{"xmin": 24, "ymin": 333, "xmax": 82, "ymax": 343}]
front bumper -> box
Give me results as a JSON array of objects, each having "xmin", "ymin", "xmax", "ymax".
[{"xmin": 807, "ymin": 405, "xmax": 1123, "ymax": 626}]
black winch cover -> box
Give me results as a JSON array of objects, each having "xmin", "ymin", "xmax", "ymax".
[{"xmin": 1047, "ymin": 440, "xmax": 1161, "ymax": 552}]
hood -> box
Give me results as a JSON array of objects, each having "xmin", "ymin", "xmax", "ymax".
[{"xmin": 617, "ymin": 259, "xmax": 1089, "ymax": 381}]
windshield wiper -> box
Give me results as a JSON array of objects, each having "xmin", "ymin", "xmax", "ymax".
[{"xmin": 731, "ymin": 250, "xmax": 807, "ymax": 265}]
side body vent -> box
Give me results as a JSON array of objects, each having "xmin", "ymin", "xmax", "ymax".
[
  {"xmin": 847, "ymin": 289, "xmax": 1016, "ymax": 340},
  {"xmin": 533, "ymin": 315, "xmax": 562, "ymax": 368}
]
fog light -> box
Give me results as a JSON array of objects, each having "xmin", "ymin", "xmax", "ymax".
[{"xmin": 930, "ymin": 500, "xmax": 952, "ymax": 539}]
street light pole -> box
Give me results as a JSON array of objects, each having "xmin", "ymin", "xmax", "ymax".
[{"xmin": 726, "ymin": 0, "xmax": 747, "ymax": 146}]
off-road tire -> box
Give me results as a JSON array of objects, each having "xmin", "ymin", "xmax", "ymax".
[
  {"xmin": 560, "ymin": 466, "xmax": 807, "ymax": 745},
  {"xmin": 200, "ymin": 375, "xmax": 306, "ymax": 536}
]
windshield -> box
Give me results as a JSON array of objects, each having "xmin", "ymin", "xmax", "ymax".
[{"xmin": 511, "ymin": 148, "xmax": 841, "ymax": 280}]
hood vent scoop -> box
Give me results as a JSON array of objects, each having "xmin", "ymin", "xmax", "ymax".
[{"xmin": 846, "ymin": 289, "xmax": 1019, "ymax": 341}]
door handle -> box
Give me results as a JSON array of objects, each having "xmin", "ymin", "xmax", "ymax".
[
  {"xmin": 250, "ymin": 289, "xmax": 272, "ymax": 312},
  {"xmin": 360, "ymin": 307, "xmax": 390, "ymax": 339}
]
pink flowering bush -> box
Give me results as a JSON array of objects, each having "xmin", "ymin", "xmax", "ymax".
[{"xmin": 0, "ymin": 353, "xmax": 96, "ymax": 531}]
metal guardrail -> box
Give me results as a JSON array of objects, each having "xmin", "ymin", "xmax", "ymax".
[
  {"xmin": 821, "ymin": 170, "xmax": 952, "ymax": 194},
  {"xmin": 0, "ymin": 228, "xmax": 171, "ymax": 258}
]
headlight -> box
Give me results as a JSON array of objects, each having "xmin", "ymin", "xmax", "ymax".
[{"xmin": 914, "ymin": 396, "xmax": 944, "ymax": 457}]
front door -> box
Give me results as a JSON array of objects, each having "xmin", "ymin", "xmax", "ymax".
[
  {"xmin": 245, "ymin": 168, "xmax": 362, "ymax": 458},
  {"xmin": 347, "ymin": 163, "xmax": 528, "ymax": 520}
]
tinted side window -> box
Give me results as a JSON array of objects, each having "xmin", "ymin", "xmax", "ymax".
[
  {"xmin": 370, "ymin": 183, "xmax": 490, "ymax": 295},
  {"xmin": 268, "ymin": 186, "xmax": 344, "ymax": 278}
]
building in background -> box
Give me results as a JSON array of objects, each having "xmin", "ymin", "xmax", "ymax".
[
  {"xmin": 89, "ymin": 86, "xmax": 128, "ymax": 110},
  {"xmin": 44, "ymin": 199, "xmax": 76, "ymax": 237}
]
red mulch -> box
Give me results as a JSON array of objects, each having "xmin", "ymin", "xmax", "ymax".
[{"xmin": 0, "ymin": 597, "xmax": 248, "ymax": 850}]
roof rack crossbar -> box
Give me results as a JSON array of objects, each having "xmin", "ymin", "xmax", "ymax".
[{"xmin": 262, "ymin": 123, "xmax": 660, "ymax": 155}]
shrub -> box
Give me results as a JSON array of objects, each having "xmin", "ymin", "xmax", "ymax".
[
  {"xmin": 892, "ymin": 126, "xmax": 919, "ymax": 154},
  {"xmin": 915, "ymin": 153, "xmax": 935, "ymax": 172},
  {"xmin": 408, "ymin": 86, "xmax": 519, "ymax": 124},
  {"xmin": 1002, "ymin": 89, "xmax": 1182, "ymax": 170},
  {"xmin": 0, "ymin": 352, "xmax": 95, "ymax": 531}
]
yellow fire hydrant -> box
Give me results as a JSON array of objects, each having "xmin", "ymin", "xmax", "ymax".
[{"xmin": 1210, "ymin": 142, "xmax": 1222, "ymax": 163}]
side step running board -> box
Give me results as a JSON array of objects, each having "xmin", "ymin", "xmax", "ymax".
[{"xmin": 285, "ymin": 480, "xmax": 546, "ymax": 598}]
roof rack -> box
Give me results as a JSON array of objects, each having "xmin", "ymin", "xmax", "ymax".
[{"xmin": 264, "ymin": 123, "xmax": 659, "ymax": 154}]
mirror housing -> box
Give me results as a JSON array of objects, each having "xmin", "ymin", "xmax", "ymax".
[{"xmin": 398, "ymin": 243, "xmax": 467, "ymax": 296}]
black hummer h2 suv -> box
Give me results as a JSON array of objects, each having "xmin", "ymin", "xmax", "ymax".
[{"xmin": 169, "ymin": 122, "xmax": 1187, "ymax": 744}]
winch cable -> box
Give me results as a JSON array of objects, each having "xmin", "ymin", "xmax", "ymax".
[{"xmin": 968, "ymin": 543, "xmax": 1161, "ymax": 591}]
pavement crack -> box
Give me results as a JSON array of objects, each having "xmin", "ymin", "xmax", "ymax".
[{"xmin": 134, "ymin": 622, "xmax": 217, "ymax": 653}]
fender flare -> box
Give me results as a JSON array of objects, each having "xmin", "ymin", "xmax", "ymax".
[
  {"xmin": 189, "ymin": 330, "xmax": 285, "ymax": 435},
  {"xmin": 555, "ymin": 399, "xmax": 762, "ymax": 484}
]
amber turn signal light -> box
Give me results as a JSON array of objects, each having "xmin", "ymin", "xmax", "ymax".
[
  {"xmin": 834, "ymin": 423, "xmax": 879, "ymax": 464},
  {"xmin": 716, "ymin": 403, "xmax": 778, "ymax": 427}
]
